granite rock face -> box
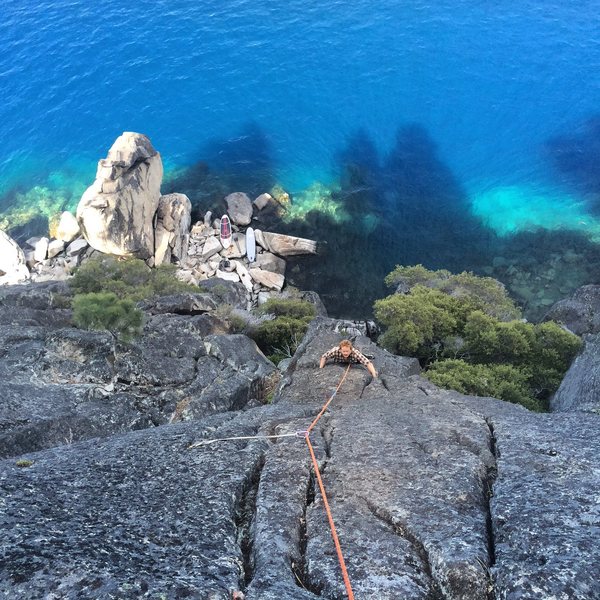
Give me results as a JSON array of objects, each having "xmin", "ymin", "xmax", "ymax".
[
  {"xmin": 544, "ymin": 284, "xmax": 600, "ymax": 335},
  {"xmin": 0, "ymin": 312, "xmax": 598, "ymax": 599},
  {"xmin": 76, "ymin": 132, "xmax": 163, "ymax": 260},
  {"xmin": 546, "ymin": 284, "xmax": 600, "ymax": 413},
  {"xmin": 153, "ymin": 192, "xmax": 192, "ymax": 265},
  {"xmin": 552, "ymin": 333, "xmax": 600, "ymax": 413},
  {"xmin": 0, "ymin": 284, "xmax": 276, "ymax": 460}
]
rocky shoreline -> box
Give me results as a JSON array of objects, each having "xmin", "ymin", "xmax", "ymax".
[{"xmin": 0, "ymin": 132, "xmax": 318, "ymax": 311}]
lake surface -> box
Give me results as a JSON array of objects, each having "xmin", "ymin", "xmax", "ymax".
[{"xmin": 2, "ymin": 0, "xmax": 600, "ymax": 316}]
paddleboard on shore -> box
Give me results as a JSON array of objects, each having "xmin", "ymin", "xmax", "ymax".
[
  {"xmin": 220, "ymin": 214, "xmax": 232, "ymax": 249},
  {"xmin": 246, "ymin": 226, "xmax": 256, "ymax": 262}
]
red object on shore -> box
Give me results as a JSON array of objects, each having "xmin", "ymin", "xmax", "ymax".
[{"xmin": 220, "ymin": 214, "xmax": 232, "ymax": 248}]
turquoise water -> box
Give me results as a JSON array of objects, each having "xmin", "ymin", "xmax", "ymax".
[{"xmin": 2, "ymin": 0, "xmax": 600, "ymax": 315}]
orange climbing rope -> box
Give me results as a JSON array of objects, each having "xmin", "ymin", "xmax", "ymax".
[
  {"xmin": 188, "ymin": 362, "xmax": 356, "ymax": 598},
  {"xmin": 304, "ymin": 364, "xmax": 355, "ymax": 600}
]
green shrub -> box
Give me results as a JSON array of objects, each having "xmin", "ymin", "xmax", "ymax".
[
  {"xmin": 384, "ymin": 264, "xmax": 520, "ymax": 321},
  {"xmin": 374, "ymin": 286, "xmax": 464, "ymax": 360},
  {"xmin": 70, "ymin": 256, "xmax": 198, "ymax": 301},
  {"xmin": 375, "ymin": 265, "xmax": 582, "ymax": 411},
  {"xmin": 257, "ymin": 298, "xmax": 316, "ymax": 319},
  {"xmin": 72, "ymin": 292, "xmax": 143, "ymax": 341},
  {"xmin": 426, "ymin": 359, "xmax": 543, "ymax": 411},
  {"xmin": 251, "ymin": 299, "xmax": 316, "ymax": 364},
  {"xmin": 213, "ymin": 304, "xmax": 247, "ymax": 333}
]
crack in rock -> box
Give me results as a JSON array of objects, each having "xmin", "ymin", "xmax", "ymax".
[
  {"xmin": 483, "ymin": 418, "xmax": 499, "ymax": 599},
  {"xmin": 293, "ymin": 472, "xmax": 323, "ymax": 597},
  {"xmin": 235, "ymin": 454, "xmax": 266, "ymax": 592},
  {"xmin": 365, "ymin": 499, "xmax": 446, "ymax": 599},
  {"xmin": 320, "ymin": 420, "xmax": 334, "ymax": 459}
]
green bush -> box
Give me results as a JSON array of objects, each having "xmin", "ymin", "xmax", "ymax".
[
  {"xmin": 384, "ymin": 264, "xmax": 520, "ymax": 321},
  {"xmin": 70, "ymin": 256, "xmax": 198, "ymax": 301},
  {"xmin": 72, "ymin": 292, "xmax": 143, "ymax": 341},
  {"xmin": 251, "ymin": 299, "xmax": 316, "ymax": 363},
  {"xmin": 374, "ymin": 286, "xmax": 464, "ymax": 361},
  {"xmin": 257, "ymin": 298, "xmax": 316, "ymax": 319},
  {"xmin": 375, "ymin": 265, "xmax": 582, "ymax": 411},
  {"xmin": 425, "ymin": 359, "xmax": 543, "ymax": 411}
]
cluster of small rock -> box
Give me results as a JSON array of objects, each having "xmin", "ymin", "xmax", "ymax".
[
  {"xmin": 20, "ymin": 212, "xmax": 92, "ymax": 283},
  {"xmin": 0, "ymin": 213, "xmax": 90, "ymax": 285},
  {"xmin": 177, "ymin": 191, "xmax": 317, "ymax": 310}
]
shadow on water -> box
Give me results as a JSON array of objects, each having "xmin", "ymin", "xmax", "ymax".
[
  {"xmin": 282, "ymin": 124, "xmax": 497, "ymax": 317},
  {"xmin": 545, "ymin": 115, "xmax": 600, "ymax": 212},
  {"xmin": 162, "ymin": 122, "xmax": 277, "ymax": 221}
]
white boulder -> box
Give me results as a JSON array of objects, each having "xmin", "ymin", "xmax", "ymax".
[
  {"xmin": 55, "ymin": 211, "xmax": 81, "ymax": 243},
  {"xmin": 47, "ymin": 239, "xmax": 66, "ymax": 259},
  {"xmin": 254, "ymin": 230, "xmax": 317, "ymax": 256},
  {"xmin": 154, "ymin": 193, "xmax": 192, "ymax": 265},
  {"xmin": 76, "ymin": 132, "xmax": 163, "ymax": 260},
  {"xmin": 249, "ymin": 268, "xmax": 285, "ymax": 291},
  {"xmin": 34, "ymin": 237, "xmax": 49, "ymax": 262},
  {"xmin": 0, "ymin": 230, "xmax": 29, "ymax": 285}
]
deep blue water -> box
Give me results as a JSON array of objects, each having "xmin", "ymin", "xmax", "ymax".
[{"xmin": 2, "ymin": 0, "xmax": 600, "ymax": 315}]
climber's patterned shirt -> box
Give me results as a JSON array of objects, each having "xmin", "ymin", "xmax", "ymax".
[{"xmin": 321, "ymin": 346, "xmax": 371, "ymax": 366}]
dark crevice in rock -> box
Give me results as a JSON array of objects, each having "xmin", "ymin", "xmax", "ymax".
[
  {"xmin": 294, "ymin": 472, "xmax": 323, "ymax": 596},
  {"xmin": 365, "ymin": 499, "xmax": 446, "ymax": 599},
  {"xmin": 380, "ymin": 376, "xmax": 391, "ymax": 392},
  {"xmin": 235, "ymin": 453, "xmax": 265, "ymax": 592},
  {"xmin": 320, "ymin": 420, "xmax": 334, "ymax": 459},
  {"xmin": 417, "ymin": 385, "xmax": 430, "ymax": 396},
  {"xmin": 483, "ymin": 418, "xmax": 498, "ymax": 599}
]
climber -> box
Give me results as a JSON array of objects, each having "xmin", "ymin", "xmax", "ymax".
[{"xmin": 319, "ymin": 339, "xmax": 378, "ymax": 378}]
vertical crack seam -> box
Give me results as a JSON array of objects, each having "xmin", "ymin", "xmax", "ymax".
[
  {"xmin": 292, "ymin": 472, "xmax": 323, "ymax": 596},
  {"xmin": 235, "ymin": 453, "xmax": 266, "ymax": 592},
  {"xmin": 365, "ymin": 499, "xmax": 446, "ymax": 599},
  {"xmin": 320, "ymin": 419, "xmax": 334, "ymax": 459},
  {"xmin": 483, "ymin": 417, "xmax": 498, "ymax": 600}
]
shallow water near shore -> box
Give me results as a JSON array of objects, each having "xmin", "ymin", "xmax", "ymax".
[{"xmin": 2, "ymin": 0, "xmax": 600, "ymax": 317}]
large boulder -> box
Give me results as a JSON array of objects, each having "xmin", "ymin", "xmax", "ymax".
[
  {"xmin": 551, "ymin": 333, "xmax": 600, "ymax": 413},
  {"xmin": 76, "ymin": 132, "xmax": 163, "ymax": 260},
  {"xmin": 154, "ymin": 193, "xmax": 192, "ymax": 265},
  {"xmin": 254, "ymin": 230, "xmax": 317, "ymax": 256},
  {"xmin": 55, "ymin": 211, "xmax": 81, "ymax": 243},
  {"xmin": 225, "ymin": 192, "xmax": 253, "ymax": 226},
  {"xmin": 544, "ymin": 284, "xmax": 600, "ymax": 335},
  {"xmin": 545, "ymin": 284, "xmax": 600, "ymax": 413},
  {"xmin": 0, "ymin": 230, "xmax": 29, "ymax": 285}
]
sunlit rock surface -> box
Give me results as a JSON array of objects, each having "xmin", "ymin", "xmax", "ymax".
[
  {"xmin": 0, "ymin": 229, "xmax": 29, "ymax": 285},
  {"xmin": 76, "ymin": 132, "xmax": 163, "ymax": 259}
]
